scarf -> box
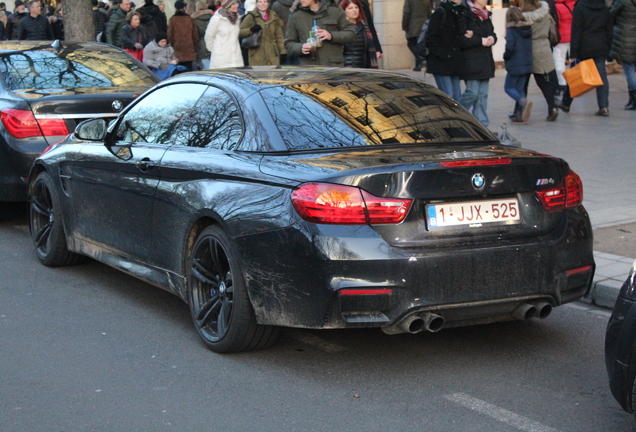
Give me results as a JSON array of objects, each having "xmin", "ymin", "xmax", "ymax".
[
  {"xmin": 218, "ymin": 7, "xmax": 238, "ymax": 24},
  {"xmin": 467, "ymin": 0, "xmax": 488, "ymax": 21}
]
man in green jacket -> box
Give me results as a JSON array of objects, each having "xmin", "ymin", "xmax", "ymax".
[
  {"xmin": 402, "ymin": 0, "xmax": 431, "ymax": 71},
  {"xmin": 285, "ymin": 0, "xmax": 355, "ymax": 66},
  {"xmin": 107, "ymin": 0, "xmax": 131, "ymax": 47}
]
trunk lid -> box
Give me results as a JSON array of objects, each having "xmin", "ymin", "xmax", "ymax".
[{"xmin": 260, "ymin": 144, "xmax": 573, "ymax": 247}]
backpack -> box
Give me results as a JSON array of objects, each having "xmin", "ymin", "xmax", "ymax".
[
  {"xmin": 416, "ymin": 7, "xmax": 445, "ymax": 59},
  {"xmin": 416, "ymin": 19, "xmax": 430, "ymax": 58}
]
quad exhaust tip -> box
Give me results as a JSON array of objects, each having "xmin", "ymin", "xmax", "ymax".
[
  {"xmin": 381, "ymin": 301, "xmax": 552, "ymax": 335},
  {"xmin": 512, "ymin": 302, "xmax": 553, "ymax": 321},
  {"xmin": 382, "ymin": 312, "xmax": 445, "ymax": 335}
]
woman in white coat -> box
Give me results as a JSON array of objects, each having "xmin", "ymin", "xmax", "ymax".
[{"xmin": 204, "ymin": 0, "xmax": 244, "ymax": 68}]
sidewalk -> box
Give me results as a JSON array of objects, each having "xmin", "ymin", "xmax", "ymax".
[{"xmin": 397, "ymin": 68, "xmax": 635, "ymax": 309}]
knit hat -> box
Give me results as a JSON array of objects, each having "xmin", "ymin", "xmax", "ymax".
[
  {"xmin": 174, "ymin": 0, "xmax": 185, "ymax": 9},
  {"xmin": 221, "ymin": 0, "xmax": 237, "ymax": 8},
  {"xmin": 14, "ymin": 0, "xmax": 24, "ymax": 7},
  {"xmin": 155, "ymin": 31, "xmax": 167, "ymax": 43}
]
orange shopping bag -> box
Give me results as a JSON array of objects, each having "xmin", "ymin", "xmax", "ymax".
[{"xmin": 563, "ymin": 59, "xmax": 603, "ymax": 98}]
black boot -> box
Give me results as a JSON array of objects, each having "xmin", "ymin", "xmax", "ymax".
[{"xmin": 625, "ymin": 90, "xmax": 636, "ymax": 110}]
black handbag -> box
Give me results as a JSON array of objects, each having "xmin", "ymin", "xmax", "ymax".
[
  {"xmin": 241, "ymin": 29, "xmax": 262, "ymax": 49},
  {"xmin": 548, "ymin": 15, "xmax": 560, "ymax": 48}
]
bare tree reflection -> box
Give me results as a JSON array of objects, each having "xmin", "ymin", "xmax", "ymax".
[
  {"xmin": 0, "ymin": 48, "xmax": 155, "ymax": 91},
  {"xmin": 175, "ymin": 87, "xmax": 242, "ymax": 150}
]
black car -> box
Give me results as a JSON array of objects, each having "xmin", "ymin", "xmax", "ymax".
[
  {"xmin": 606, "ymin": 260, "xmax": 636, "ymax": 418},
  {"xmin": 0, "ymin": 41, "xmax": 158, "ymax": 201},
  {"xmin": 28, "ymin": 68, "xmax": 595, "ymax": 353}
]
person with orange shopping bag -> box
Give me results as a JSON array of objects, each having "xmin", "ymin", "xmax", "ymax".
[{"xmin": 556, "ymin": 0, "xmax": 612, "ymax": 116}]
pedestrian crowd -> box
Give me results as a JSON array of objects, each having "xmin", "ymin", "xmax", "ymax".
[
  {"xmin": 422, "ymin": 0, "xmax": 635, "ymax": 125},
  {"xmin": 85, "ymin": 0, "xmax": 381, "ymax": 76},
  {"xmin": 0, "ymin": 0, "xmax": 632, "ymax": 121}
]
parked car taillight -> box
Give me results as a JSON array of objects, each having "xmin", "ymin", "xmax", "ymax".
[
  {"xmin": 535, "ymin": 170, "xmax": 583, "ymax": 211},
  {"xmin": 291, "ymin": 183, "xmax": 412, "ymax": 225},
  {"xmin": 0, "ymin": 108, "xmax": 69, "ymax": 138}
]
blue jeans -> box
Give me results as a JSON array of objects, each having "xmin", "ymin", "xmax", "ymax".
[
  {"xmin": 459, "ymin": 79, "xmax": 490, "ymax": 127},
  {"xmin": 504, "ymin": 73, "xmax": 528, "ymax": 103},
  {"xmin": 562, "ymin": 57, "xmax": 609, "ymax": 109},
  {"xmin": 433, "ymin": 75, "xmax": 461, "ymax": 101},
  {"xmin": 623, "ymin": 62, "xmax": 636, "ymax": 91}
]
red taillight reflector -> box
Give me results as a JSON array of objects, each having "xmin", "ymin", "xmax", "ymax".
[
  {"xmin": 339, "ymin": 289, "xmax": 393, "ymax": 295},
  {"xmin": 565, "ymin": 265, "xmax": 592, "ymax": 275},
  {"xmin": 439, "ymin": 159, "xmax": 512, "ymax": 167},
  {"xmin": 38, "ymin": 118, "xmax": 69, "ymax": 137},
  {"xmin": 291, "ymin": 183, "xmax": 412, "ymax": 225},
  {"xmin": 0, "ymin": 109, "xmax": 69, "ymax": 138},
  {"xmin": 361, "ymin": 190, "xmax": 412, "ymax": 224},
  {"xmin": 535, "ymin": 171, "xmax": 583, "ymax": 211}
]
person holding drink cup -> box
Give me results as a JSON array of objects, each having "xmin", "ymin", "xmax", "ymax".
[{"xmin": 285, "ymin": 0, "xmax": 355, "ymax": 65}]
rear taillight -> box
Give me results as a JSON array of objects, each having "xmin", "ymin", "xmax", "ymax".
[
  {"xmin": 535, "ymin": 170, "xmax": 583, "ymax": 211},
  {"xmin": 291, "ymin": 183, "xmax": 412, "ymax": 225},
  {"xmin": 0, "ymin": 109, "xmax": 69, "ymax": 138}
]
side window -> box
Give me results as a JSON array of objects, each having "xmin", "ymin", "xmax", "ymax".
[
  {"xmin": 173, "ymin": 86, "xmax": 243, "ymax": 150},
  {"xmin": 115, "ymin": 83, "xmax": 207, "ymax": 145}
]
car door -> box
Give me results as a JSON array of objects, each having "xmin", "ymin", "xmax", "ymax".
[
  {"xmin": 71, "ymin": 83, "xmax": 208, "ymax": 260},
  {"xmin": 148, "ymin": 84, "xmax": 259, "ymax": 272}
]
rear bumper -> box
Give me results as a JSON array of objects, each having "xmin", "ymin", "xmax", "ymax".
[{"xmin": 238, "ymin": 207, "xmax": 594, "ymax": 329}]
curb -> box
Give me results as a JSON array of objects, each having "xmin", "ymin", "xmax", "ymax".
[
  {"xmin": 581, "ymin": 278, "xmax": 624, "ymax": 310},
  {"xmin": 578, "ymin": 253, "xmax": 635, "ymax": 311}
]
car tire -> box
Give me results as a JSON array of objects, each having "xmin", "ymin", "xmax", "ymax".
[
  {"xmin": 187, "ymin": 225, "xmax": 279, "ymax": 353},
  {"xmin": 29, "ymin": 172, "xmax": 83, "ymax": 267}
]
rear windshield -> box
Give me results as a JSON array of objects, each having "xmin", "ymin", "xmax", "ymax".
[
  {"xmin": 0, "ymin": 46, "xmax": 157, "ymax": 91},
  {"xmin": 260, "ymin": 81, "xmax": 494, "ymax": 150}
]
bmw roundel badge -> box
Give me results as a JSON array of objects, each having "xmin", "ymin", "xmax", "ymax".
[
  {"xmin": 112, "ymin": 100, "xmax": 123, "ymax": 111},
  {"xmin": 472, "ymin": 173, "xmax": 485, "ymax": 190}
]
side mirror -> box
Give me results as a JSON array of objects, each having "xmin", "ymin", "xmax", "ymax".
[{"xmin": 75, "ymin": 118, "xmax": 107, "ymax": 141}]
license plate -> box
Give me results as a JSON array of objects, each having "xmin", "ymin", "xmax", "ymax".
[{"xmin": 427, "ymin": 198, "xmax": 520, "ymax": 229}]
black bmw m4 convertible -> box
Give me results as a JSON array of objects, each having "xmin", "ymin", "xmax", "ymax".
[{"xmin": 28, "ymin": 68, "xmax": 595, "ymax": 352}]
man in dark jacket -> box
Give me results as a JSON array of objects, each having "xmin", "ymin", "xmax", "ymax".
[
  {"xmin": 139, "ymin": 0, "xmax": 167, "ymax": 33},
  {"xmin": 425, "ymin": 0, "xmax": 465, "ymax": 100},
  {"xmin": 558, "ymin": 0, "xmax": 612, "ymax": 116},
  {"xmin": 6, "ymin": 0, "xmax": 27, "ymax": 40},
  {"xmin": 272, "ymin": 0, "xmax": 293, "ymax": 34},
  {"xmin": 18, "ymin": 1, "xmax": 53, "ymax": 40},
  {"xmin": 402, "ymin": 0, "xmax": 431, "ymax": 71},
  {"xmin": 107, "ymin": 0, "xmax": 131, "ymax": 47},
  {"xmin": 92, "ymin": 0, "xmax": 107, "ymax": 38},
  {"xmin": 272, "ymin": 0, "xmax": 295, "ymax": 63}
]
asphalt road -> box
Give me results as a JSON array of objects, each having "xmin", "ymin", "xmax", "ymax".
[{"xmin": 1, "ymin": 203, "xmax": 634, "ymax": 432}]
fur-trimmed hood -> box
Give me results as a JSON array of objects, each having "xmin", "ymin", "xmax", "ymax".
[{"xmin": 522, "ymin": 0, "xmax": 549, "ymax": 22}]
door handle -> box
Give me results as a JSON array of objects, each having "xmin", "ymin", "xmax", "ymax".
[{"xmin": 136, "ymin": 158, "xmax": 156, "ymax": 172}]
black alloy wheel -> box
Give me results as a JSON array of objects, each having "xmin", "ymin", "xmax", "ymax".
[
  {"xmin": 29, "ymin": 172, "xmax": 82, "ymax": 267},
  {"xmin": 187, "ymin": 225, "xmax": 279, "ymax": 353}
]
